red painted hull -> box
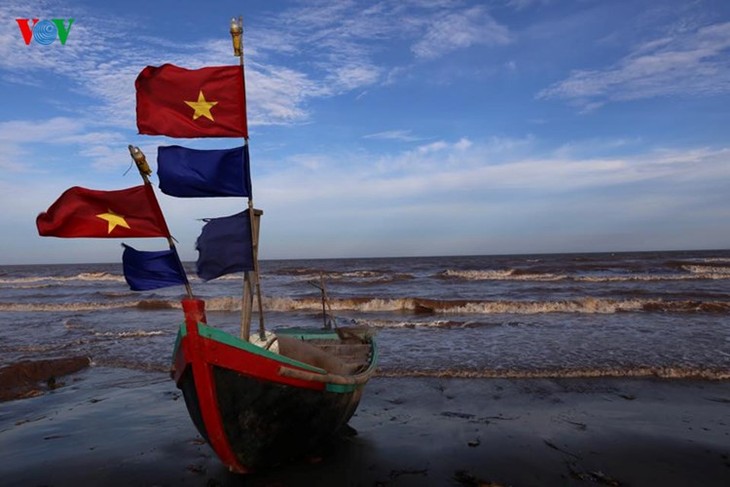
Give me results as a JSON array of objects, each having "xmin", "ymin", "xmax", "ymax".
[{"xmin": 171, "ymin": 299, "xmax": 376, "ymax": 473}]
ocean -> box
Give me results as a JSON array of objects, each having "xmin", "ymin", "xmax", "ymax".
[{"xmin": 1, "ymin": 250, "xmax": 729, "ymax": 379}]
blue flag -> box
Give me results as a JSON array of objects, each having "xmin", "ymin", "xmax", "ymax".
[
  {"xmin": 196, "ymin": 210, "xmax": 255, "ymax": 281},
  {"xmin": 157, "ymin": 145, "xmax": 251, "ymax": 198},
  {"xmin": 122, "ymin": 244, "xmax": 188, "ymax": 291}
]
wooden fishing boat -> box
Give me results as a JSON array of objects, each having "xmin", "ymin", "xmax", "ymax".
[
  {"xmin": 163, "ymin": 18, "xmax": 378, "ymax": 473},
  {"xmin": 171, "ymin": 298, "xmax": 377, "ymax": 473}
]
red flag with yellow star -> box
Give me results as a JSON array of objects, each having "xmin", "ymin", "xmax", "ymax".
[
  {"xmin": 36, "ymin": 185, "xmax": 170, "ymax": 238},
  {"xmin": 136, "ymin": 64, "xmax": 247, "ymax": 138}
]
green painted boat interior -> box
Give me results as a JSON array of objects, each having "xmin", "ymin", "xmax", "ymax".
[
  {"xmin": 274, "ymin": 327, "xmax": 341, "ymax": 341},
  {"xmin": 196, "ymin": 323, "xmax": 329, "ymax": 374},
  {"xmin": 174, "ymin": 322, "xmax": 376, "ymax": 394}
]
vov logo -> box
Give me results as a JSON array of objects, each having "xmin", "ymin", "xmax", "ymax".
[{"xmin": 16, "ymin": 19, "xmax": 74, "ymax": 45}]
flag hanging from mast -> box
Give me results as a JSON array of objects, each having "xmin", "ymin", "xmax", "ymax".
[
  {"xmin": 122, "ymin": 244, "xmax": 188, "ymax": 291},
  {"xmin": 36, "ymin": 185, "xmax": 170, "ymax": 238},
  {"xmin": 157, "ymin": 145, "xmax": 251, "ymax": 198},
  {"xmin": 135, "ymin": 64, "xmax": 247, "ymax": 138},
  {"xmin": 196, "ymin": 210, "xmax": 255, "ymax": 281}
]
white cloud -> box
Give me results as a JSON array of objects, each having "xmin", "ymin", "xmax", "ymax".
[
  {"xmin": 506, "ymin": 0, "xmax": 552, "ymax": 10},
  {"xmin": 0, "ymin": 117, "xmax": 84, "ymax": 143},
  {"xmin": 416, "ymin": 140, "xmax": 449, "ymax": 154},
  {"xmin": 226, "ymin": 138, "xmax": 729, "ymax": 258},
  {"xmin": 0, "ymin": 116, "xmax": 127, "ymax": 173},
  {"xmin": 255, "ymin": 138, "xmax": 730, "ymax": 210},
  {"xmin": 411, "ymin": 6, "xmax": 512, "ymax": 59},
  {"xmin": 363, "ymin": 130, "xmax": 422, "ymax": 142},
  {"xmin": 245, "ymin": 63, "xmax": 321, "ymax": 125},
  {"xmin": 539, "ymin": 21, "xmax": 730, "ymax": 107},
  {"xmin": 327, "ymin": 64, "xmax": 381, "ymax": 91},
  {"xmin": 454, "ymin": 138, "xmax": 473, "ymax": 151}
]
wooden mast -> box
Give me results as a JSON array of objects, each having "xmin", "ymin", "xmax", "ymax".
[
  {"xmin": 231, "ymin": 16, "xmax": 266, "ymax": 341},
  {"xmin": 127, "ymin": 145, "xmax": 193, "ymax": 299}
]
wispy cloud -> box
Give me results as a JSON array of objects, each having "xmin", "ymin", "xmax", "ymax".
[
  {"xmin": 506, "ymin": 0, "xmax": 552, "ymax": 10},
  {"xmin": 327, "ymin": 63, "xmax": 381, "ymax": 91},
  {"xmin": 257, "ymin": 137, "xmax": 730, "ymax": 209},
  {"xmin": 363, "ymin": 130, "xmax": 422, "ymax": 142},
  {"xmin": 411, "ymin": 6, "xmax": 512, "ymax": 59},
  {"xmin": 538, "ymin": 21, "xmax": 730, "ymax": 109},
  {"xmin": 245, "ymin": 63, "xmax": 322, "ymax": 125},
  {"xmin": 0, "ymin": 116, "xmax": 126, "ymax": 173},
  {"xmin": 216, "ymin": 137, "xmax": 728, "ymax": 257}
]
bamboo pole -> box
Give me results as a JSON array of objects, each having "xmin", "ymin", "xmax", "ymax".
[
  {"xmin": 231, "ymin": 16, "xmax": 266, "ymax": 341},
  {"xmin": 128, "ymin": 145, "xmax": 193, "ymax": 299}
]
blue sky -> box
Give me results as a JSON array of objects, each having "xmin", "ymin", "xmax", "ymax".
[{"xmin": 1, "ymin": 0, "xmax": 728, "ymax": 264}]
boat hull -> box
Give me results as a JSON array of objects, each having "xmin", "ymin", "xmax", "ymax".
[
  {"xmin": 178, "ymin": 363, "xmax": 363, "ymax": 469},
  {"xmin": 171, "ymin": 300, "xmax": 376, "ymax": 473}
]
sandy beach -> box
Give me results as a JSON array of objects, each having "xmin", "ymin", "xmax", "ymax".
[{"xmin": 1, "ymin": 366, "xmax": 728, "ymax": 486}]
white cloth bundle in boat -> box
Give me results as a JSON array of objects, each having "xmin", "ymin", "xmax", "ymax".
[
  {"xmin": 248, "ymin": 331, "xmax": 354, "ymax": 376},
  {"xmin": 248, "ymin": 330, "xmax": 279, "ymax": 353}
]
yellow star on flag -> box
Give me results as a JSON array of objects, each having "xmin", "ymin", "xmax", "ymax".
[
  {"xmin": 184, "ymin": 90, "xmax": 218, "ymax": 121},
  {"xmin": 97, "ymin": 209, "xmax": 131, "ymax": 234}
]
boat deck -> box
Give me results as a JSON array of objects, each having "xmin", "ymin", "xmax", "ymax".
[
  {"xmin": 273, "ymin": 327, "xmax": 375, "ymax": 376},
  {"xmin": 307, "ymin": 341, "xmax": 372, "ymax": 374}
]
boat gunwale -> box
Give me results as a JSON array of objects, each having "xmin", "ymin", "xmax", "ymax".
[{"xmin": 173, "ymin": 322, "xmax": 378, "ymax": 391}]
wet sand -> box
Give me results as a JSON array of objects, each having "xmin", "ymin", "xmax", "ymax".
[{"xmin": 1, "ymin": 366, "xmax": 729, "ymax": 486}]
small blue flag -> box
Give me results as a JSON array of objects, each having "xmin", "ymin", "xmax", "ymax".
[
  {"xmin": 157, "ymin": 145, "xmax": 251, "ymax": 198},
  {"xmin": 196, "ymin": 210, "xmax": 254, "ymax": 281},
  {"xmin": 122, "ymin": 244, "xmax": 188, "ymax": 291}
]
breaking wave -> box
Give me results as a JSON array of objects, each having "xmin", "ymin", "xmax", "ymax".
[
  {"xmin": 272, "ymin": 296, "xmax": 730, "ymax": 314},
  {"xmin": 204, "ymin": 296, "xmax": 245, "ymax": 311},
  {"xmin": 0, "ymin": 272, "xmax": 125, "ymax": 285},
  {"xmin": 440, "ymin": 269, "xmax": 566, "ymax": 281},
  {"xmin": 268, "ymin": 268, "xmax": 413, "ymax": 284},
  {"xmin": 3, "ymin": 265, "xmax": 728, "ymax": 290},
  {"xmin": 3, "ymin": 296, "xmax": 728, "ymax": 314},
  {"xmin": 682, "ymin": 264, "xmax": 730, "ymax": 275},
  {"xmin": 439, "ymin": 268, "xmax": 730, "ymax": 282},
  {"xmin": 0, "ymin": 299, "xmax": 182, "ymax": 312},
  {"xmin": 0, "ymin": 301, "xmax": 137, "ymax": 312},
  {"xmin": 92, "ymin": 330, "xmax": 166, "ymax": 338},
  {"xmin": 3, "ymin": 283, "xmax": 54, "ymax": 289},
  {"xmin": 209, "ymin": 274, "xmax": 243, "ymax": 281},
  {"xmin": 349, "ymin": 318, "xmax": 506, "ymax": 329},
  {"xmin": 576, "ymin": 272, "xmax": 730, "ymax": 282}
]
